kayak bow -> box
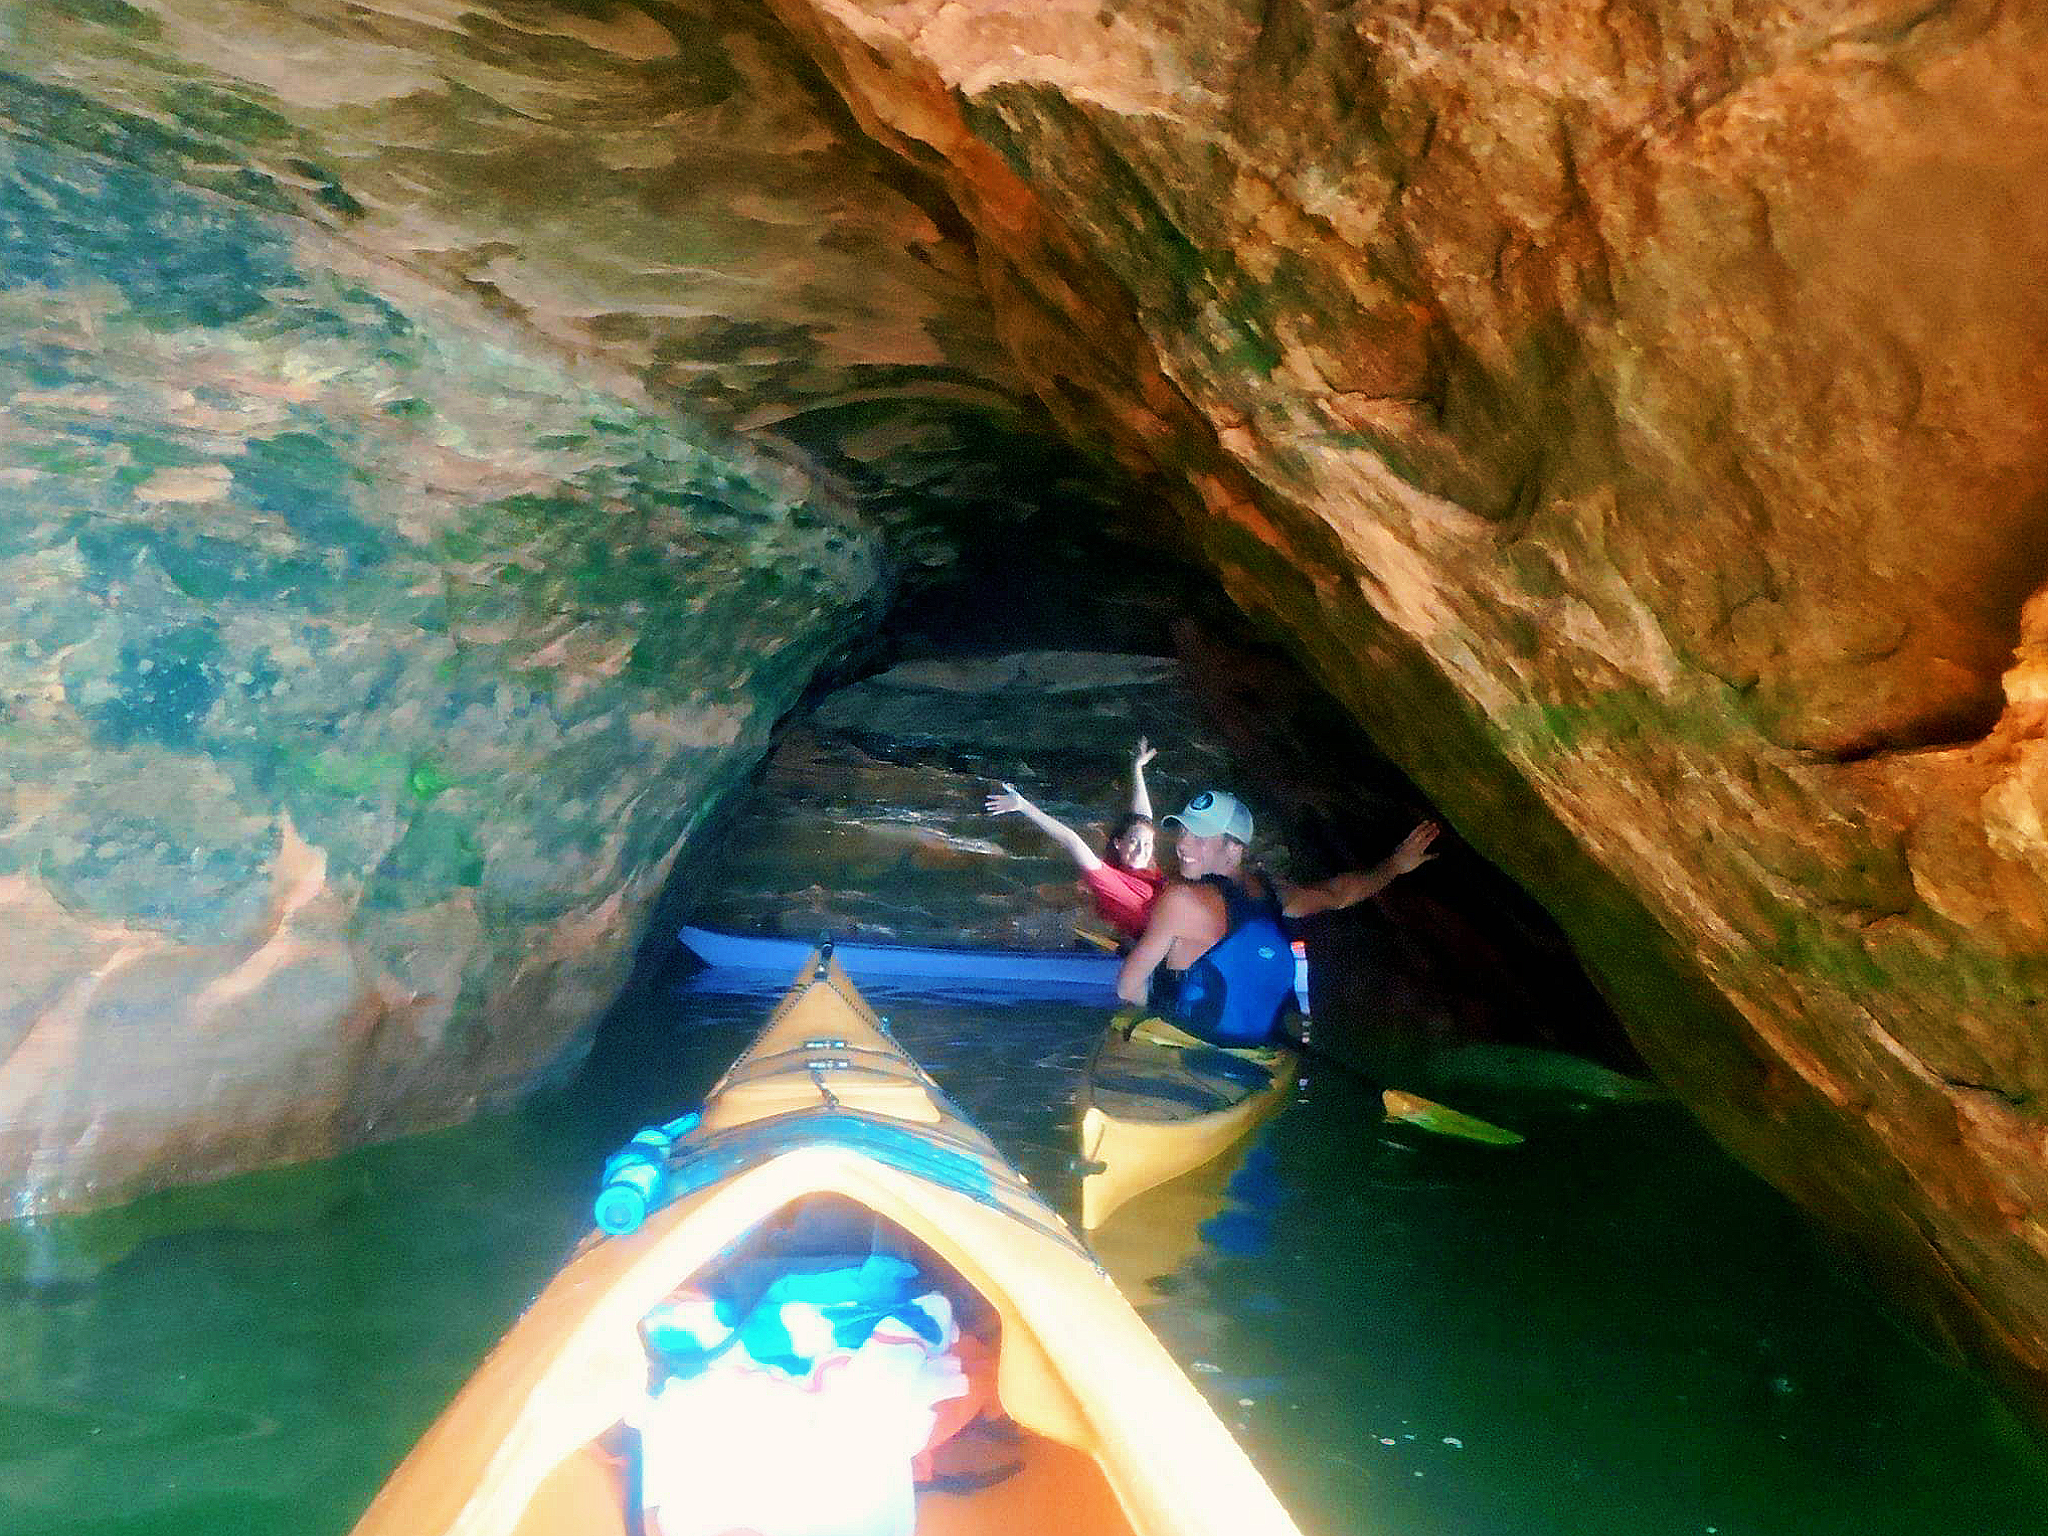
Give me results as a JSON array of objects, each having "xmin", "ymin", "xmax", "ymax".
[{"xmin": 352, "ymin": 950, "xmax": 1302, "ymax": 1536}]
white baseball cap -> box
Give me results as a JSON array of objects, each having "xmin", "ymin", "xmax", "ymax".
[{"xmin": 1164, "ymin": 789, "xmax": 1253, "ymax": 843}]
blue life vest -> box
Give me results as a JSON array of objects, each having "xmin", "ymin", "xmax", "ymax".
[{"xmin": 1154, "ymin": 876, "xmax": 1296, "ymax": 1046}]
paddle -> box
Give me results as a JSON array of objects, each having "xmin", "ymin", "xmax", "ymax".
[
  {"xmin": 1182, "ymin": 1047, "xmax": 1276, "ymax": 1091},
  {"xmin": 1381, "ymin": 1088, "xmax": 1524, "ymax": 1146}
]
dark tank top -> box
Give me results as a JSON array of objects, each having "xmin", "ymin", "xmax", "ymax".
[{"xmin": 1150, "ymin": 875, "xmax": 1296, "ymax": 1045}]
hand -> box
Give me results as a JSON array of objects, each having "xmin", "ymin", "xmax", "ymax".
[
  {"xmin": 1132, "ymin": 737, "xmax": 1157, "ymax": 770},
  {"xmin": 985, "ymin": 783, "xmax": 1027, "ymax": 815},
  {"xmin": 1385, "ymin": 820, "xmax": 1441, "ymax": 876}
]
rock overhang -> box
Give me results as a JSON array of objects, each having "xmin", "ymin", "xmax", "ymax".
[{"xmin": 4, "ymin": 0, "xmax": 2048, "ymax": 1442}]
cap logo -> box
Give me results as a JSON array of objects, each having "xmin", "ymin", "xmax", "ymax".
[{"xmin": 1190, "ymin": 792, "xmax": 1214, "ymax": 810}]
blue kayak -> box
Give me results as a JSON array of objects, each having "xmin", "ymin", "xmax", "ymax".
[
  {"xmin": 678, "ymin": 925, "xmax": 1311, "ymax": 1011},
  {"xmin": 677, "ymin": 924, "xmax": 1122, "ymax": 995}
]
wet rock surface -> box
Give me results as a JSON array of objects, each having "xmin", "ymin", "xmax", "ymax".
[
  {"xmin": 0, "ymin": 0, "xmax": 1116, "ymax": 545},
  {"xmin": 0, "ymin": 126, "xmax": 883, "ymax": 1211},
  {"xmin": 0, "ymin": 0, "xmax": 1130, "ymax": 1210},
  {"xmin": 756, "ymin": 0, "xmax": 2048, "ymax": 1427},
  {"xmin": 687, "ymin": 648, "xmax": 1226, "ymax": 948}
]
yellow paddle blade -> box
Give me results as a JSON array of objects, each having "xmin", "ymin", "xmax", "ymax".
[
  {"xmin": 1382, "ymin": 1088, "xmax": 1525, "ymax": 1146},
  {"xmin": 1072, "ymin": 925, "xmax": 1121, "ymax": 953}
]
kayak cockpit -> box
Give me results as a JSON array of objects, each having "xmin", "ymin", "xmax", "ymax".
[{"xmin": 508, "ymin": 1192, "xmax": 1138, "ymax": 1536}]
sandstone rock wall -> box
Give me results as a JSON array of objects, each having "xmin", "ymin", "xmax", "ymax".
[
  {"xmin": 0, "ymin": 122, "xmax": 883, "ymax": 1210},
  {"xmin": 758, "ymin": 0, "xmax": 2048, "ymax": 1422},
  {"xmin": 0, "ymin": 0, "xmax": 1116, "ymax": 546},
  {"xmin": 0, "ymin": 0, "xmax": 1118, "ymax": 1211}
]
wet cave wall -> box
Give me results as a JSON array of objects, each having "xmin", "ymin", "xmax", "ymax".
[
  {"xmin": 752, "ymin": 0, "xmax": 2048, "ymax": 1428},
  {"xmin": 0, "ymin": 0, "xmax": 1118, "ymax": 1210},
  {"xmin": 0, "ymin": 123, "xmax": 889, "ymax": 1210},
  {"xmin": 4, "ymin": 0, "xmax": 2048, "ymax": 1439}
]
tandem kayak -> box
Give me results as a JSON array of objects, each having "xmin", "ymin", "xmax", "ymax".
[
  {"xmin": 679, "ymin": 925, "xmax": 1312, "ymax": 1010},
  {"xmin": 1078, "ymin": 1016, "xmax": 1300, "ymax": 1230},
  {"xmin": 351, "ymin": 949, "xmax": 1303, "ymax": 1536}
]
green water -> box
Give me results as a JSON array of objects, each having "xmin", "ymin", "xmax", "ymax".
[{"xmin": 3, "ymin": 974, "xmax": 2045, "ymax": 1536}]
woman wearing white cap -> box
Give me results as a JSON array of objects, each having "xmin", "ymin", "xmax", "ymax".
[{"xmin": 1117, "ymin": 791, "xmax": 1439, "ymax": 1046}]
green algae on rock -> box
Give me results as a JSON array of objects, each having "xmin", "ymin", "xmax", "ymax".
[{"xmin": 0, "ymin": 127, "xmax": 883, "ymax": 1214}]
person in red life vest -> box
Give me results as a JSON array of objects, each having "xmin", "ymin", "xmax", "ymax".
[{"xmin": 984, "ymin": 738, "xmax": 1166, "ymax": 940}]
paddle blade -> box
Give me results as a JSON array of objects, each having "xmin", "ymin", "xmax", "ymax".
[{"xmin": 1381, "ymin": 1089, "xmax": 1524, "ymax": 1146}]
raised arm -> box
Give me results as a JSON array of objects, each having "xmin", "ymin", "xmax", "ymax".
[
  {"xmin": 1278, "ymin": 820, "xmax": 1441, "ymax": 920},
  {"xmin": 985, "ymin": 783, "xmax": 1103, "ymax": 872},
  {"xmin": 1129, "ymin": 737, "xmax": 1158, "ymax": 821}
]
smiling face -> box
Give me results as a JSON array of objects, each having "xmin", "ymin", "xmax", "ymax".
[
  {"xmin": 1111, "ymin": 820, "xmax": 1156, "ymax": 870},
  {"xmin": 1173, "ymin": 829, "xmax": 1245, "ymax": 880}
]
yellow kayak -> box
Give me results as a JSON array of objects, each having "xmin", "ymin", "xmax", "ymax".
[
  {"xmin": 351, "ymin": 949, "xmax": 1302, "ymax": 1536},
  {"xmin": 1078, "ymin": 1015, "xmax": 1299, "ymax": 1230}
]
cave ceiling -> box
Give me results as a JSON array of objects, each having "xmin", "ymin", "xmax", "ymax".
[{"xmin": 1, "ymin": 0, "xmax": 1126, "ymax": 563}]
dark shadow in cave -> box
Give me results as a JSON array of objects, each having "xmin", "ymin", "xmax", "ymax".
[{"xmin": 572, "ymin": 509, "xmax": 1641, "ymax": 1138}]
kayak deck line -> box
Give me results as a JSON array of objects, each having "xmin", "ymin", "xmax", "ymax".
[{"xmin": 656, "ymin": 1106, "xmax": 1097, "ymax": 1270}]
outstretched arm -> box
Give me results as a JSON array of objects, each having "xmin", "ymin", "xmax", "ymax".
[
  {"xmin": 1278, "ymin": 821, "xmax": 1441, "ymax": 920},
  {"xmin": 986, "ymin": 783, "xmax": 1103, "ymax": 872},
  {"xmin": 1130, "ymin": 737, "xmax": 1158, "ymax": 822}
]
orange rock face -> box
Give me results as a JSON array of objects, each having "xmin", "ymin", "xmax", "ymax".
[
  {"xmin": 760, "ymin": 0, "xmax": 2048, "ymax": 1423},
  {"xmin": 9, "ymin": 0, "xmax": 2048, "ymax": 1436}
]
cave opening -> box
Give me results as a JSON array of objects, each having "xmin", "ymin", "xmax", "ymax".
[{"xmin": 578, "ymin": 501, "xmax": 1640, "ymax": 1126}]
